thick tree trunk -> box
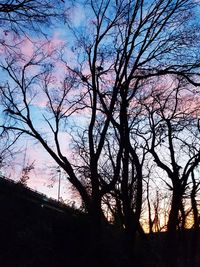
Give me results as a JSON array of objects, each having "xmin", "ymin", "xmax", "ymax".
[
  {"xmin": 179, "ymin": 201, "xmax": 186, "ymax": 230},
  {"xmin": 87, "ymin": 196, "xmax": 103, "ymax": 267},
  {"xmin": 90, "ymin": 197, "xmax": 102, "ymax": 232},
  {"xmin": 191, "ymin": 171, "xmax": 199, "ymax": 230},
  {"xmin": 166, "ymin": 189, "xmax": 182, "ymax": 267},
  {"xmin": 167, "ymin": 189, "xmax": 182, "ymax": 233},
  {"xmin": 147, "ymin": 181, "xmax": 153, "ymax": 234}
]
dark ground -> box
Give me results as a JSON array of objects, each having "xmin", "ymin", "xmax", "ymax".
[{"xmin": 0, "ymin": 177, "xmax": 199, "ymax": 267}]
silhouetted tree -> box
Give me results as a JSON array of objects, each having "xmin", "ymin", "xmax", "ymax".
[
  {"xmin": 0, "ymin": 130, "xmax": 22, "ymax": 174},
  {"xmin": 140, "ymin": 78, "xmax": 200, "ymax": 233},
  {"xmin": 0, "ymin": 0, "xmax": 63, "ymax": 34},
  {"xmin": 19, "ymin": 159, "xmax": 35, "ymax": 186},
  {"xmin": 1, "ymin": 1, "xmax": 200, "ymax": 248}
]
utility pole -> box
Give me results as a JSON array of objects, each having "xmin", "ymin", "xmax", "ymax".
[{"xmin": 57, "ymin": 167, "xmax": 61, "ymax": 201}]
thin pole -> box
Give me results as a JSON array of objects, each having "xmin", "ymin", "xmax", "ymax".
[{"xmin": 57, "ymin": 167, "xmax": 61, "ymax": 201}]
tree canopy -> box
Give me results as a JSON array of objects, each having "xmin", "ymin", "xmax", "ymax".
[{"xmin": 1, "ymin": 1, "xmax": 200, "ymax": 253}]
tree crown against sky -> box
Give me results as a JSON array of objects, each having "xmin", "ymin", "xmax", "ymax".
[
  {"xmin": 0, "ymin": 0, "xmax": 64, "ymax": 34},
  {"xmin": 1, "ymin": 0, "xmax": 200, "ymax": 236}
]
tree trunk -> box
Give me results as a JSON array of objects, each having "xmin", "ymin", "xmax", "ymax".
[
  {"xmin": 191, "ymin": 195, "xmax": 199, "ymax": 229},
  {"xmin": 191, "ymin": 171, "xmax": 199, "ymax": 230},
  {"xmin": 146, "ymin": 180, "xmax": 153, "ymax": 234},
  {"xmin": 179, "ymin": 201, "xmax": 186, "ymax": 230},
  {"xmin": 166, "ymin": 189, "xmax": 182, "ymax": 267},
  {"xmin": 88, "ymin": 195, "xmax": 103, "ymax": 267},
  {"xmin": 167, "ymin": 188, "xmax": 182, "ymax": 233}
]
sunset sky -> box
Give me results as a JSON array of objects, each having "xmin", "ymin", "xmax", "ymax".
[{"xmin": 1, "ymin": 0, "xmax": 200, "ymax": 234}]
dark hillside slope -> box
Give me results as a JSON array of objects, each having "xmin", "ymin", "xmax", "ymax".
[
  {"xmin": 0, "ymin": 177, "xmax": 130, "ymax": 267},
  {"xmin": 1, "ymin": 177, "xmax": 200, "ymax": 267},
  {"xmin": 0, "ymin": 177, "xmax": 92, "ymax": 267}
]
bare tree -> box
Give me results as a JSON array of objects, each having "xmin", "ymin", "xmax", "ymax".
[
  {"xmin": 139, "ymin": 77, "xmax": 200, "ymax": 233},
  {"xmin": 0, "ymin": 129, "xmax": 22, "ymax": 176},
  {"xmin": 0, "ymin": 0, "xmax": 65, "ymax": 177},
  {"xmin": 0, "ymin": 0, "xmax": 64, "ymax": 34},
  {"xmin": 1, "ymin": 0, "xmax": 200, "ymax": 246}
]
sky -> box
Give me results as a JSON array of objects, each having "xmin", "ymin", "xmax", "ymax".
[{"xmin": 0, "ymin": 1, "xmax": 200, "ymax": 232}]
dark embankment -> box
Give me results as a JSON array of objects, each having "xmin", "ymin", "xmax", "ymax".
[
  {"xmin": 0, "ymin": 177, "xmax": 129, "ymax": 267},
  {"xmin": 0, "ymin": 177, "xmax": 200, "ymax": 267}
]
